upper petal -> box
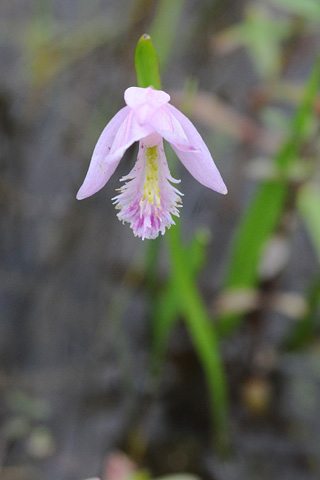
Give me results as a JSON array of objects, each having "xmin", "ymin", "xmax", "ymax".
[
  {"xmin": 77, "ymin": 106, "xmax": 152, "ymax": 200},
  {"xmin": 166, "ymin": 104, "xmax": 227, "ymax": 194},
  {"xmin": 124, "ymin": 86, "xmax": 170, "ymax": 125},
  {"xmin": 150, "ymin": 105, "xmax": 197, "ymax": 152}
]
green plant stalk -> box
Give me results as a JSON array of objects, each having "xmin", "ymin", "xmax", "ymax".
[
  {"xmin": 151, "ymin": 148, "xmax": 208, "ymax": 371},
  {"xmin": 134, "ymin": 33, "xmax": 229, "ymax": 446},
  {"xmin": 167, "ymin": 225, "xmax": 229, "ymax": 446},
  {"xmin": 135, "ymin": 34, "xmax": 163, "ymax": 321},
  {"xmin": 151, "ymin": 222, "xmax": 209, "ymax": 371}
]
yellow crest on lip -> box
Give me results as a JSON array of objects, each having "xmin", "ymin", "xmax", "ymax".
[{"xmin": 140, "ymin": 146, "xmax": 161, "ymax": 208}]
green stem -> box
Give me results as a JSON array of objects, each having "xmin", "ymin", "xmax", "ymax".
[
  {"xmin": 168, "ymin": 226, "xmax": 229, "ymax": 448},
  {"xmin": 134, "ymin": 32, "xmax": 229, "ymax": 447}
]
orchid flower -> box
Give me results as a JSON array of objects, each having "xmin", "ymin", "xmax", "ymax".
[{"xmin": 77, "ymin": 86, "xmax": 227, "ymax": 240}]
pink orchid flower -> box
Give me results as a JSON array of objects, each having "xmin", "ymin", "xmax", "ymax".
[{"xmin": 77, "ymin": 86, "xmax": 227, "ymax": 240}]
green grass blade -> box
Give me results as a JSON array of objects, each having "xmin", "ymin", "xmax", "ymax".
[
  {"xmin": 218, "ymin": 57, "xmax": 320, "ymax": 335},
  {"xmin": 151, "ymin": 228, "xmax": 210, "ymax": 371},
  {"xmin": 168, "ymin": 226, "xmax": 229, "ymax": 448}
]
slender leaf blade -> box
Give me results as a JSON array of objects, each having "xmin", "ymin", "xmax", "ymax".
[
  {"xmin": 168, "ymin": 226, "xmax": 229, "ymax": 448},
  {"xmin": 219, "ymin": 58, "xmax": 320, "ymax": 335}
]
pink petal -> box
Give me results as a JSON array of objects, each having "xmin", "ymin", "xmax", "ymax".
[
  {"xmin": 77, "ymin": 107, "xmax": 152, "ymax": 200},
  {"xmin": 102, "ymin": 452, "xmax": 136, "ymax": 480},
  {"xmin": 77, "ymin": 107, "xmax": 129, "ymax": 200},
  {"xmin": 124, "ymin": 86, "xmax": 170, "ymax": 125},
  {"xmin": 150, "ymin": 105, "xmax": 197, "ymax": 152},
  {"xmin": 109, "ymin": 109, "xmax": 153, "ymax": 157},
  {"xmin": 166, "ymin": 104, "xmax": 228, "ymax": 194}
]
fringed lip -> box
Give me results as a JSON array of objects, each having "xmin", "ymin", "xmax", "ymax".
[{"xmin": 113, "ymin": 136, "xmax": 182, "ymax": 240}]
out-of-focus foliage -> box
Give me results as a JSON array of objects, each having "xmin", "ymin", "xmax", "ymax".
[
  {"xmin": 215, "ymin": 0, "xmax": 320, "ymax": 79},
  {"xmin": 267, "ymin": 0, "xmax": 320, "ymax": 22},
  {"xmin": 215, "ymin": 4, "xmax": 291, "ymax": 79},
  {"xmin": 150, "ymin": 0, "xmax": 185, "ymax": 69},
  {"xmin": 218, "ymin": 58, "xmax": 320, "ymax": 334},
  {"xmin": 298, "ymin": 185, "xmax": 320, "ymax": 262},
  {"xmin": 26, "ymin": 15, "xmax": 127, "ymax": 88}
]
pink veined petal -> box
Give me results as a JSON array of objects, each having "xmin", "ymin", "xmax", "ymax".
[
  {"xmin": 77, "ymin": 107, "xmax": 152, "ymax": 200},
  {"xmin": 150, "ymin": 105, "xmax": 197, "ymax": 152},
  {"xmin": 125, "ymin": 86, "xmax": 170, "ymax": 109},
  {"xmin": 166, "ymin": 104, "xmax": 228, "ymax": 194},
  {"xmin": 77, "ymin": 106, "xmax": 129, "ymax": 200},
  {"xmin": 108, "ymin": 109, "xmax": 154, "ymax": 158}
]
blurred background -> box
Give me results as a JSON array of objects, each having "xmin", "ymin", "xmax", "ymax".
[{"xmin": 1, "ymin": 1, "xmax": 320, "ymax": 479}]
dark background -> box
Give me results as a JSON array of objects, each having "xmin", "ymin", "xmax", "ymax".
[{"xmin": 1, "ymin": 1, "xmax": 320, "ymax": 479}]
